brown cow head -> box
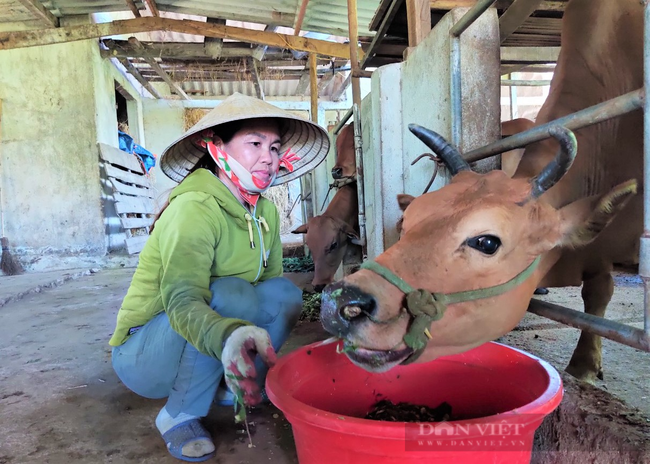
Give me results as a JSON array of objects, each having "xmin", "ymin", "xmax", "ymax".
[
  {"xmin": 292, "ymin": 216, "xmax": 361, "ymax": 291},
  {"xmin": 320, "ymin": 124, "xmax": 637, "ymax": 372},
  {"xmin": 332, "ymin": 123, "xmax": 356, "ymax": 180}
]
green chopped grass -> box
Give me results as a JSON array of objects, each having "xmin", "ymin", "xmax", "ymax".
[
  {"xmin": 282, "ymin": 256, "xmax": 314, "ymax": 273},
  {"xmin": 300, "ymin": 291, "xmax": 322, "ymax": 322}
]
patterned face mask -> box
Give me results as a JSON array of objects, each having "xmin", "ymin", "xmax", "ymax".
[{"xmin": 194, "ymin": 130, "xmax": 300, "ymax": 207}]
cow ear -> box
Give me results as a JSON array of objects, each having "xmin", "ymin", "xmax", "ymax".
[
  {"xmin": 292, "ymin": 224, "xmax": 309, "ymax": 234},
  {"xmin": 397, "ymin": 194, "xmax": 415, "ymax": 212},
  {"xmin": 557, "ymin": 179, "xmax": 637, "ymax": 248},
  {"xmin": 340, "ymin": 222, "xmax": 362, "ymax": 245}
]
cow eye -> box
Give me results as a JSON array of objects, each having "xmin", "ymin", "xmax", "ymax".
[
  {"xmin": 327, "ymin": 241, "xmax": 338, "ymax": 253},
  {"xmin": 467, "ymin": 235, "xmax": 501, "ymax": 255}
]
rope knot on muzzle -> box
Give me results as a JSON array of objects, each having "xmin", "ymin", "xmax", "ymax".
[{"xmin": 403, "ymin": 289, "xmax": 447, "ymax": 351}]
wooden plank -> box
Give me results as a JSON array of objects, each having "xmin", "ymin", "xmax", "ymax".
[
  {"xmin": 406, "ymin": 0, "xmax": 431, "ymax": 47},
  {"xmin": 98, "ymin": 142, "xmax": 144, "ymax": 173},
  {"xmin": 120, "ymin": 217, "xmax": 153, "ymax": 229},
  {"xmin": 499, "ymin": 0, "xmax": 545, "ymax": 44},
  {"xmin": 16, "ymin": 0, "xmax": 58, "ymax": 27},
  {"xmin": 103, "ymin": 40, "xmax": 262, "ymax": 60},
  {"xmin": 430, "ymin": 0, "xmax": 566, "ymax": 11},
  {"xmin": 331, "ymin": 73, "xmax": 351, "ymax": 102},
  {"xmin": 250, "ymin": 58, "xmax": 265, "ymax": 100},
  {"xmin": 115, "ymin": 193, "xmax": 156, "ymax": 215},
  {"xmin": 143, "ymin": 0, "xmax": 159, "ymax": 16},
  {"xmin": 309, "ymin": 53, "xmax": 318, "ymax": 121},
  {"xmin": 500, "ymin": 46, "xmax": 560, "ymax": 63},
  {"xmin": 110, "ymin": 178, "xmax": 153, "ymax": 198},
  {"xmin": 125, "ymin": 235, "xmax": 149, "ymax": 254},
  {"xmin": 124, "ymin": 0, "xmax": 141, "ymax": 18},
  {"xmin": 252, "ymin": 25, "xmax": 278, "ymax": 61},
  {"xmin": 204, "ymin": 18, "xmax": 226, "ymax": 58},
  {"xmin": 295, "ymin": 71, "xmax": 311, "ymax": 95},
  {"xmin": 0, "ymin": 17, "xmax": 361, "ymax": 59},
  {"xmin": 128, "ymin": 37, "xmax": 190, "ymax": 100},
  {"xmin": 361, "ymin": 0, "xmax": 405, "ymax": 69},
  {"xmin": 105, "ymin": 164, "xmax": 151, "ymax": 189},
  {"xmin": 116, "ymin": 57, "xmax": 162, "ymax": 99}
]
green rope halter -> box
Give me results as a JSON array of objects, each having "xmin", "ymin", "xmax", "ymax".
[{"xmin": 359, "ymin": 256, "xmax": 541, "ymax": 363}]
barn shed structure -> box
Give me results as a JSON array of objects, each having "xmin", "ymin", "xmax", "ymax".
[{"xmin": 0, "ymin": 0, "xmax": 649, "ymax": 462}]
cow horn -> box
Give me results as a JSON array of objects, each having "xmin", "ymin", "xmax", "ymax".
[
  {"xmin": 529, "ymin": 126, "xmax": 577, "ymax": 198},
  {"xmin": 408, "ymin": 124, "xmax": 471, "ymax": 176}
]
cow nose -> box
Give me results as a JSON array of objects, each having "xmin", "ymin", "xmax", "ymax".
[
  {"xmin": 320, "ymin": 281, "xmax": 376, "ymax": 337},
  {"xmin": 314, "ymin": 284, "xmax": 326, "ymax": 292},
  {"xmin": 331, "ymin": 167, "xmax": 343, "ymax": 179}
]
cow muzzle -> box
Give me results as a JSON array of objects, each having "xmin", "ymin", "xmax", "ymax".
[
  {"xmin": 320, "ymin": 281, "xmax": 379, "ymax": 337},
  {"xmin": 331, "ymin": 167, "xmax": 343, "ymax": 179}
]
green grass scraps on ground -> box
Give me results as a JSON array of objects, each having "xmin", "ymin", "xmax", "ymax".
[{"xmin": 300, "ymin": 291, "xmax": 322, "ymax": 321}]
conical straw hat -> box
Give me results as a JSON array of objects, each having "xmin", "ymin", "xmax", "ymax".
[{"xmin": 160, "ymin": 93, "xmax": 331, "ymax": 185}]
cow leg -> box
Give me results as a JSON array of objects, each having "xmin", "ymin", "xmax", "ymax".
[{"xmin": 565, "ymin": 272, "xmax": 614, "ymax": 383}]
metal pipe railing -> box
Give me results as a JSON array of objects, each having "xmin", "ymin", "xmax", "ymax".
[
  {"xmin": 333, "ymin": 107, "xmax": 353, "ymax": 135},
  {"xmin": 450, "ymin": 0, "xmax": 497, "ymax": 37},
  {"xmin": 463, "ymin": 88, "xmax": 645, "ymax": 163},
  {"xmin": 528, "ymin": 300, "xmax": 650, "ymax": 351},
  {"xmin": 352, "ymin": 104, "xmax": 367, "ymax": 256},
  {"xmin": 641, "ymin": 0, "xmax": 650, "ymax": 336},
  {"xmin": 449, "ymin": 0, "xmax": 497, "ymax": 148}
]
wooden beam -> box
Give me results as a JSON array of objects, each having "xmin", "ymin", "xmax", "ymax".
[
  {"xmin": 204, "ymin": 18, "xmax": 226, "ymax": 58},
  {"xmin": 128, "ymin": 37, "xmax": 190, "ymax": 100},
  {"xmin": 124, "ymin": 0, "xmax": 141, "ymax": 18},
  {"xmin": 406, "ymin": 0, "xmax": 431, "ymax": 47},
  {"xmin": 143, "ymin": 0, "xmax": 160, "ymax": 17},
  {"xmin": 16, "ymin": 0, "xmax": 58, "ymax": 27},
  {"xmin": 430, "ymin": 0, "xmax": 564, "ymax": 11},
  {"xmin": 250, "ymin": 58, "xmax": 265, "ymax": 100},
  {"xmin": 252, "ymin": 25, "xmax": 278, "ymax": 61},
  {"xmin": 116, "ymin": 57, "xmax": 162, "ymax": 98},
  {"xmin": 331, "ymin": 73, "xmax": 351, "ymax": 102},
  {"xmin": 500, "ymin": 46, "xmax": 560, "ymax": 63},
  {"xmin": 499, "ymin": 0, "xmax": 544, "ymax": 44},
  {"xmin": 0, "ymin": 17, "xmax": 360, "ymax": 59},
  {"xmin": 294, "ymin": 0, "xmax": 310, "ymax": 35},
  {"xmin": 102, "ymin": 40, "xmax": 265, "ymax": 60},
  {"xmin": 309, "ymin": 53, "xmax": 318, "ymax": 120},
  {"xmin": 295, "ymin": 71, "xmax": 311, "ymax": 95},
  {"xmin": 361, "ymin": 0, "xmax": 404, "ymax": 69},
  {"xmin": 347, "ymin": 0, "xmax": 362, "ymax": 107}
]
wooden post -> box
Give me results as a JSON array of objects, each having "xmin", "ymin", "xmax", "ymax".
[
  {"xmin": 309, "ymin": 53, "xmax": 318, "ymax": 123},
  {"xmin": 294, "ymin": 0, "xmax": 311, "ymax": 35},
  {"xmin": 347, "ymin": 0, "xmax": 362, "ymax": 107},
  {"xmin": 405, "ymin": 0, "xmax": 431, "ymax": 56}
]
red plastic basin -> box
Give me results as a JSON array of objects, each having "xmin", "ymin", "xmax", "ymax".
[{"xmin": 266, "ymin": 341, "xmax": 563, "ymax": 464}]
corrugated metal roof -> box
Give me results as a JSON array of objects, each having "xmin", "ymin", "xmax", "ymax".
[
  {"xmin": 7, "ymin": 0, "xmax": 378, "ymax": 38},
  {"xmin": 303, "ymin": 0, "xmax": 380, "ymax": 36}
]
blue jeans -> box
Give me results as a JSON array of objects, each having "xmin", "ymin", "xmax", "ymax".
[{"xmin": 111, "ymin": 276, "xmax": 302, "ymax": 418}]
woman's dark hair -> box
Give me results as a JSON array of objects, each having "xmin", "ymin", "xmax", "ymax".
[{"xmin": 150, "ymin": 120, "xmax": 245, "ymax": 232}]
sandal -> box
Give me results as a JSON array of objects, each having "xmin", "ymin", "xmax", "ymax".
[{"xmin": 161, "ymin": 419, "xmax": 215, "ymax": 462}]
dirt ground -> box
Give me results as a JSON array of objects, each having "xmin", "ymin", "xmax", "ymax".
[{"xmin": 0, "ymin": 267, "xmax": 648, "ymax": 464}]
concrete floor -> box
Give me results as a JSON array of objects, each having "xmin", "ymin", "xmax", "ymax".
[{"xmin": 0, "ymin": 267, "xmax": 648, "ymax": 464}]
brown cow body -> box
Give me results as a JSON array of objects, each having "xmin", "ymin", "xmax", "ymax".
[
  {"xmin": 332, "ymin": 123, "xmax": 356, "ymax": 179},
  {"xmin": 501, "ymin": 118, "xmax": 535, "ymax": 177},
  {"xmin": 292, "ymin": 184, "xmax": 360, "ymax": 290},
  {"xmin": 320, "ymin": 0, "xmax": 642, "ymax": 381}
]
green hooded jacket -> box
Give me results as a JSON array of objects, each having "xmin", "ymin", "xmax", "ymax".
[{"xmin": 108, "ymin": 168, "xmax": 283, "ymax": 359}]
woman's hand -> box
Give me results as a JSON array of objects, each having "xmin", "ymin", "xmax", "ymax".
[{"xmin": 222, "ymin": 326, "xmax": 277, "ymax": 406}]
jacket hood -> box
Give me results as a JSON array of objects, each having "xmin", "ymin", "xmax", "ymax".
[{"xmin": 168, "ymin": 168, "xmax": 254, "ymax": 227}]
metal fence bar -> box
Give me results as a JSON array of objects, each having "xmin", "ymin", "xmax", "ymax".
[
  {"xmin": 464, "ymin": 88, "xmax": 645, "ymax": 163},
  {"xmin": 333, "ymin": 107, "xmax": 353, "ymax": 135},
  {"xmin": 352, "ymin": 104, "xmax": 368, "ymax": 257},
  {"xmin": 528, "ymin": 300, "xmax": 650, "ymax": 352},
  {"xmin": 450, "ymin": 0, "xmax": 497, "ymax": 37},
  {"xmin": 449, "ymin": 0, "xmax": 497, "ymax": 148},
  {"xmin": 642, "ymin": 0, "xmax": 650, "ymax": 336}
]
